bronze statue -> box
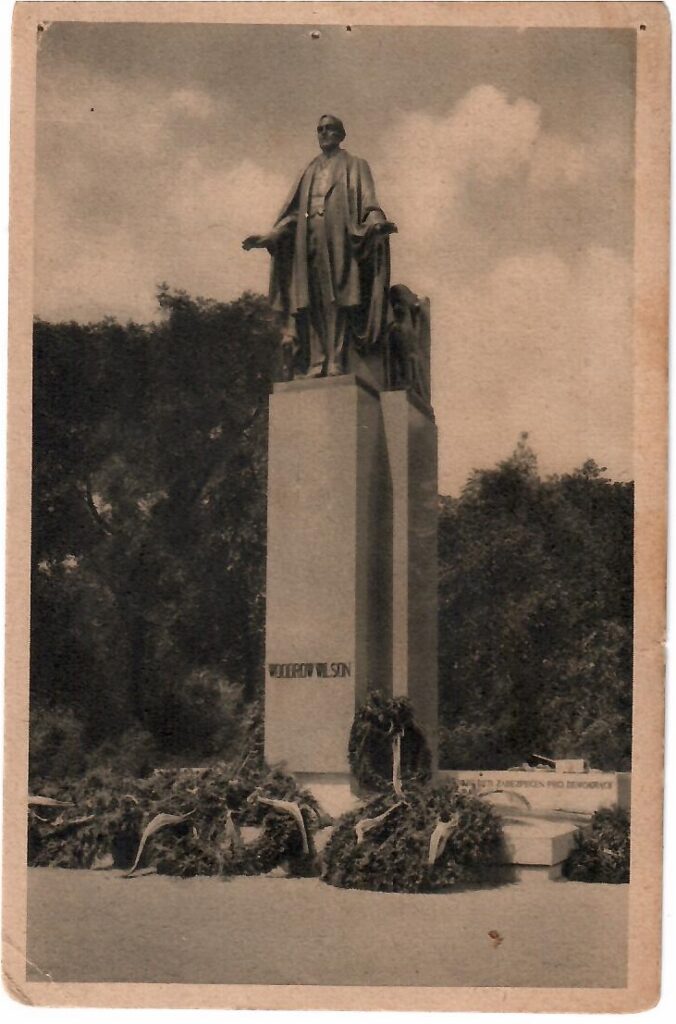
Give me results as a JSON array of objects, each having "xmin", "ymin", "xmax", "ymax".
[{"xmin": 243, "ymin": 115, "xmax": 397, "ymax": 378}]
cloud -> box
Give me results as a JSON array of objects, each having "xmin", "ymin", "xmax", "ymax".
[
  {"xmin": 376, "ymin": 83, "xmax": 627, "ymax": 292},
  {"xmin": 33, "ymin": 67, "xmax": 633, "ymax": 490},
  {"xmin": 161, "ymin": 156, "xmax": 289, "ymax": 303},
  {"xmin": 37, "ymin": 65, "xmax": 218, "ymax": 131},
  {"xmin": 168, "ymin": 87, "xmax": 217, "ymax": 119},
  {"xmin": 366, "ymin": 83, "xmax": 633, "ymax": 493},
  {"xmin": 528, "ymin": 134, "xmax": 590, "ymax": 189},
  {"xmin": 36, "ymin": 141, "xmax": 289, "ymax": 322},
  {"xmin": 432, "ymin": 246, "xmax": 633, "ymax": 492},
  {"xmin": 35, "ymin": 65, "xmax": 287, "ymax": 320},
  {"xmin": 447, "ymin": 85, "xmax": 541, "ymax": 184},
  {"xmin": 376, "ymin": 86, "xmax": 540, "ymax": 261},
  {"xmin": 527, "ymin": 132, "xmax": 628, "ymax": 192},
  {"xmin": 35, "ymin": 188, "xmax": 160, "ymax": 322}
]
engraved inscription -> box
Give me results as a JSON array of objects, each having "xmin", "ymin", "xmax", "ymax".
[{"xmin": 268, "ymin": 661, "xmax": 352, "ymax": 679}]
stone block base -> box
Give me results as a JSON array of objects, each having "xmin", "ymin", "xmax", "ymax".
[
  {"xmin": 514, "ymin": 863, "xmax": 565, "ymax": 885},
  {"xmin": 437, "ymin": 769, "xmax": 631, "ymax": 815},
  {"xmin": 501, "ymin": 816, "xmax": 581, "ymax": 866},
  {"xmin": 295, "ymin": 772, "xmax": 363, "ymax": 820}
]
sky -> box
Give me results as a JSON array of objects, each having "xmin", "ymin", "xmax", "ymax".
[{"xmin": 34, "ymin": 23, "xmax": 635, "ymax": 494}]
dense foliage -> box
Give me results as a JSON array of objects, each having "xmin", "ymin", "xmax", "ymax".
[
  {"xmin": 439, "ymin": 436, "xmax": 633, "ymax": 771},
  {"xmin": 32, "ymin": 292, "xmax": 633, "ymax": 775},
  {"xmin": 348, "ymin": 692, "xmax": 431, "ymax": 793},
  {"xmin": 32, "ymin": 289, "xmax": 278, "ymax": 767},
  {"xmin": 563, "ymin": 806, "xmax": 630, "ymax": 883},
  {"xmin": 322, "ymin": 782, "xmax": 503, "ymax": 893}
]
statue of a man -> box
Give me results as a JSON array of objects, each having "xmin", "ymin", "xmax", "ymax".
[{"xmin": 243, "ymin": 115, "xmax": 397, "ymax": 378}]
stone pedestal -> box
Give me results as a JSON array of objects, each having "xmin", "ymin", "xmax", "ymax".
[
  {"xmin": 381, "ymin": 390, "xmax": 438, "ymax": 770},
  {"xmin": 264, "ymin": 372, "xmax": 438, "ymax": 797},
  {"xmin": 265, "ymin": 375, "xmax": 392, "ymax": 775}
]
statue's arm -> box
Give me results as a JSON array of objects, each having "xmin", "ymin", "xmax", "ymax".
[
  {"xmin": 242, "ymin": 214, "xmax": 296, "ymax": 252},
  {"xmin": 242, "ymin": 174, "xmax": 303, "ymax": 252},
  {"xmin": 270, "ymin": 213, "xmax": 297, "ymax": 243},
  {"xmin": 356, "ymin": 158, "xmax": 397, "ymax": 237}
]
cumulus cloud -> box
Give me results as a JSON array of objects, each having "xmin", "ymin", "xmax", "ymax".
[
  {"xmin": 447, "ymin": 85, "xmax": 541, "ymax": 184},
  {"xmin": 168, "ymin": 87, "xmax": 217, "ymax": 119},
  {"xmin": 363, "ymin": 84, "xmax": 633, "ymax": 489},
  {"xmin": 36, "ymin": 150, "xmax": 289, "ymax": 322},
  {"xmin": 376, "ymin": 86, "xmax": 540, "ymax": 269},
  {"xmin": 37, "ymin": 64, "xmax": 218, "ymax": 131},
  {"xmin": 376, "ymin": 83, "xmax": 627, "ymax": 290},
  {"xmin": 35, "ymin": 65, "xmax": 286, "ymax": 320},
  {"xmin": 432, "ymin": 246, "xmax": 633, "ymax": 492},
  {"xmin": 35, "ymin": 186, "xmax": 160, "ymax": 323},
  {"xmin": 162, "ymin": 156, "xmax": 289, "ymax": 302},
  {"xmin": 528, "ymin": 134, "xmax": 590, "ymax": 189},
  {"xmin": 527, "ymin": 132, "xmax": 628, "ymax": 192},
  {"xmin": 34, "ymin": 68, "xmax": 633, "ymax": 489}
]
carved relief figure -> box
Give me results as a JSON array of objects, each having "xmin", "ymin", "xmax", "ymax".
[{"xmin": 385, "ymin": 283, "xmax": 432, "ymax": 403}]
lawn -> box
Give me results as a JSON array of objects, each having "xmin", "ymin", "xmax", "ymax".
[{"xmin": 26, "ymin": 868, "xmax": 628, "ymax": 988}]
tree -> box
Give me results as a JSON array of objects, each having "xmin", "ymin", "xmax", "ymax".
[
  {"xmin": 31, "ymin": 289, "xmax": 280, "ymax": 754},
  {"xmin": 438, "ymin": 436, "xmax": 633, "ymax": 771},
  {"xmin": 32, "ymin": 301, "xmax": 634, "ymax": 777}
]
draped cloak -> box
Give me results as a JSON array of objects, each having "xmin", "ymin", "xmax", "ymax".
[{"xmin": 267, "ymin": 149, "xmax": 391, "ymax": 352}]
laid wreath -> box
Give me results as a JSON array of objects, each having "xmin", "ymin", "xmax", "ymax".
[
  {"xmin": 27, "ymin": 762, "xmax": 327, "ymax": 879},
  {"xmin": 348, "ymin": 691, "xmax": 432, "ymax": 794},
  {"xmin": 322, "ymin": 782, "xmax": 504, "ymax": 893},
  {"xmin": 326, "ymin": 692, "xmax": 505, "ymax": 892}
]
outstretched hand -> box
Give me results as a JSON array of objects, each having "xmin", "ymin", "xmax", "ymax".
[
  {"xmin": 242, "ymin": 234, "xmax": 269, "ymax": 251},
  {"xmin": 368, "ymin": 220, "xmax": 398, "ymax": 238}
]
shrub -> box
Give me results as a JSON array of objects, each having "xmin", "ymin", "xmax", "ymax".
[
  {"xmin": 87, "ymin": 726, "xmax": 161, "ymax": 779},
  {"xmin": 322, "ymin": 782, "xmax": 503, "ymax": 893},
  {"xmin": 438, "ymin": 720, "xmax": 513, "ymax": 770},
  {"xmin": 348, "ymin": 692, "xmax": 431, "ymax": 793},
  {"xmin": 160, "ymin": 669, "xmax": 243, "ymax": 755},
  {"xmin": 29, "ymin": 707, "xmax": 87, "ymax": 784},
  {"xmin": 28, "ymin": 811, "xmax": 101, "ymax": 869},
  {"xmin": 563, "ymin": 806, "xmax": 630, "ymax": 883}
]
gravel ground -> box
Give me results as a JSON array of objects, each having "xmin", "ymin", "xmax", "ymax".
[{"xmin": 26, "ymin": 868, "xmax": 628, "ymax": 988}]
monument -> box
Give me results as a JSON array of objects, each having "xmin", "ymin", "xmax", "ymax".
[{"xmin": 244, "ymin": 115, "xmax": 438, "ymax": 812}]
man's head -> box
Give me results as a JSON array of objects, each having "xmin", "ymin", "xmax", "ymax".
[{"xmin": 317, "ymin": 114, "xmax": 345, "ymax": 153}]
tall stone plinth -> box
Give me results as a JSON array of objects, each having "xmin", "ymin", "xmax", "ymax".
[
  {"xmin": 264, "ymin": 375, "xmax": 392, "ymax": 781},
  {"xmin": 381, "ymin": 391, "xmax": 439, "ymax": 770}
]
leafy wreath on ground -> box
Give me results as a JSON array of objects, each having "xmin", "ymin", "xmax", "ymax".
[
  {"xmin": 326, "ymin": 691, "xmax": 505, "ymax": 892},
  {"xmin": 28, "ymin": 762, "xmax": 328, "ymax": 880}
]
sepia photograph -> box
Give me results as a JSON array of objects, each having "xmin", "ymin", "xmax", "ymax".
[{"xmin": 3, "ymin": 1, "xmax": 668, "ymax": 1012}]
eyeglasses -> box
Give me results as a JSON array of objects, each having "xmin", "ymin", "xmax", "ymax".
[{"xmin": 317, "ymin": 124, "xmax": 340, "ymax": 134}]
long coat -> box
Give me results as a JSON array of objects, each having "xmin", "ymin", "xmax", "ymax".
[{"xmin": 268, "ymin": 149, "xmax": 391, "ymax": 350}]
